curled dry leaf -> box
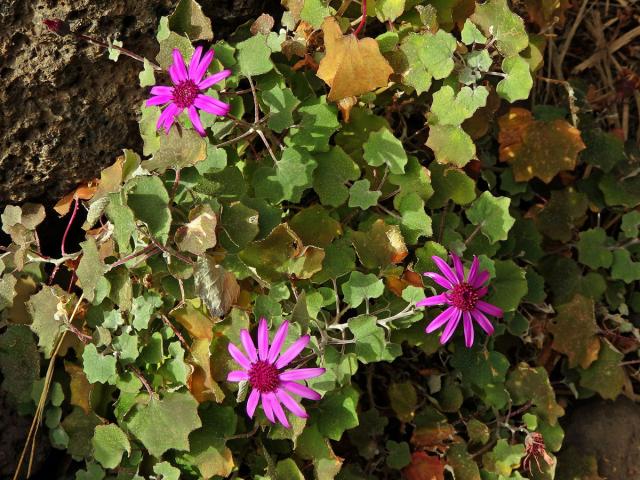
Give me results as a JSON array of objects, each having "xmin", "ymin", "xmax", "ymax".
[
  {"xmin": 317, "ymin": 17, "xmax": 393, "ymax": 102},
  {"xmin": 175, "ymin": 204, "xmax": 218, "ymax": 255},
  {"xmin": 54, "ymin": 181, "xmax": 99, "ymax": 216},
  {"xmin": 402, "ymin": 451, "xmax": 446, "ymax": 480}
]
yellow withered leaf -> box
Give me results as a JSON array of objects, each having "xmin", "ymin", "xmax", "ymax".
[{"xmin": 317, "ymin": 17, "xmax": 393, "ymax": 102}]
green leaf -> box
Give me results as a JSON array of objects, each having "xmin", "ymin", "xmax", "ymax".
[
  {"xmin": 374, "ymin": 0, "xmax": 405, "ymax": 21},
  {"xmin": 611, "ymin": 249, "xmax": 640, "ymax": 283},
  {"xmin": 75, "ymin": 463, "xmax": 105, "ymax": 480},
  {"xmin": 275, "ymin": 459, "xmax": 305, "ymax": 480},
  {"xmin": 582, "ymin": 129, "xmax": 626, "ymax": 173},
  {"xmin": 262, "ymin": 85, "xmax": 300, "ymax": 133},
  {"xmin": 312, "ymin": 239, "xmax": 356, "ymax": 282},
  {"xmin": 397, "ymin": 192, "xmax": 432, "ymax": 244},
  {"xmin": 92, "ymin": 424, "xmax": 131, "ymax": 469},
  {"xmin": 313, "ymin": 147, "xmax": 360, "ymax": 207},
  {"xmin": 127, "ymin": 175, "xmax": 172, "ymax": 244},
  {"xmin": 219, "ymin": 201, "xmax": 260, "ymax": 251},
  {"xmin": 239, "ymin": 224, "xmax": 300, "ymax": 282},
  {"xmin": 486, "ymin": 259, "xmax": 527, "ymax": 312},
  {"xmin": 253, "ymin": 147, "xmax": 317, "ymax": 203},
  {"xmin": 536, "ymin": 188, "xmax": 588, "ymax": 242},
  {"xmin": 287, "ymin": 100, "xmax": 340, "ymax": 152},
  {"xmin": 461, "ymin": 19, "xmax": 487, "ymax": 45},
  {"xmin": 386, "ymin": 440, "xmax": 411, "ymax": 469},
  {"xmin": 156, "ymin": 32, "xmax": 194, "ymax": 69},
  {"xmin": 429, "ymin": 86, "xmax": 489, "ymax": 126},
  {"xmin": 483, "ymin": 439, "xmax": 525, "ymax": 476},
  {"xmin": 108, "ymin": 40, "xmax": 123, "ymax": 61},
  {"xmin": 153, "ymin": 462, "xmax": 181, "ymax": 480},
  {"xmin": 497, "ymin": 56, "xmax": 533, "ymax": 102},
  {"xmin": 426, "ymin": 163, "xmax": 476, "ymax": 208},
  {"xmin": 128, "ymin": 391, "xmax": 201, "ymax": 457},
  {"xmin": 576, "ymin": 228, "xmax": 613, "ymax": 269},
  {"xmin": 82, "ymin": 344, "xmax": 117, "ymax": 384},
  {"xmin": 131, "ymin": 292, "xmax": 163, "ymax": 330},
  {"xmin": 185, "ymin": 405, "xmax": 236, "ymax": 478},
  {"xmin": 342, "ymin": 272, "xmax": 384, "ymax": 308},
  {"xmin": 289, "ymin": 205, "xmax": 343, "ymax": 248},
  {"xmin": 0, "ymin": 326, "xmax": 40, "ymax": 407},
  {"xmin": 348, "ymin": 179, "xmax": 381, "ymax": 210},
  {"xmin": 316, "ymin": 386, "xmax": 360, "ymax": 441},
  {"xmin": 579, "ymin": 340, "xmax": 626, "ymax": 400},
  {"xmin": 348, "ymin": 315, "xmax": 401, "ymax": 363},
  {"xmin": 168, "ymin": 0, "xmax": 213, "ymax": 41},
  {"xmin": 400, "ymin": 31, "xmax": 456, "ymax": 93},
  {"xmin": 300, "ymin": 0, "xmax": 331, "ymax": 28},
  {"xmin": 62, "ymin": 408, "xmax": 102, "ymax": 458},
  {"xmin": 142, "ymin": 128, "xmax": 207, "ymax": 173},
  {"xmin": 466, "ymin": 191, "xmax": 515, "ymax": 244},
  {"xmin": 621, "ymin": 210, "xmax": 640, "ymax": 238},
  {"xmin": 549, "ymin": 295, "xmax": 600, "ymax": 369},
  {"xmin": 471, "ymin": 0, "xmax": 529, "ymax": 57},
  {"xmin": 427, "ymin": 125, "xmax": 475, "ymax": 167},
  {"xmin": 138, "ymin": 58, "xmax": 156, "ymax": 87},
  {"xmin": 105, "ymin": 193, "xmax": 135, "ymax": 254},
  {"xmin": 236, "ymin": 34, "xmax": 274, "ymax": 76},
  {"xmin": 77, "ymin": 238, "xmax": 105, "ymax": 303},
  {"xmin": 27, "ymin": 286, "xmax": 66, "ymax": 358}
]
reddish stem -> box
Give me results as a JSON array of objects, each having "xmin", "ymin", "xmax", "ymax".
[
  {"xmin": 61, "ymin": 197, "xmax": 79, "ymax": 257},
  {"xmin": 353, "ymin": 0, "xmax": 368, "ymax": 38}
]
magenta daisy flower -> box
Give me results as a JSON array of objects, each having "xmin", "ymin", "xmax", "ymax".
[
  {"xmin": 146, "ymin": 46, "xmax": 232, "ymax": 137},
  {"xmin": 226, "ymin": 318, "xmax": 325, "ymax": 428},
  {"xmin": 417, "ymin": 254, "xmax": 503, "ymax": 347}
]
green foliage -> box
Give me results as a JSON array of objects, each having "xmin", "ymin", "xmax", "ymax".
[{"xmin": 2, "ymin": 1, "xmax": 637, "ymax": 479}]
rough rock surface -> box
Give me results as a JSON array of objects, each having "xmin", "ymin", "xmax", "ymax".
[
  {"xmin": 0, "ymin": 0, "xmax": 281, "ymax": 205},
  {"xmin": 559, "ymin": 397, "xmax": 640, "ymax": 480}
]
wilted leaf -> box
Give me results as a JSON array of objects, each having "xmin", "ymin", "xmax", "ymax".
[
  {"xmin": 142, "ymin": 128, "xmax": 207, "ymax": 174},
  {"xmin": 498, "ymin": 108, "xmax": 586, "ymax": 183},
  {"xmin": 54, "ymin": 182, "xmax": 98, "ymax": 216},
  {"xmin": 403, "ymin": 452, "xmax": 445, "ymax": 480},
  {"xmin": 175, "ymin": 205, "xmax": 218, "ymax": 255},
  {"xmin": 389, "ymin": 382, "xmax": 418, "ymax": 422},
  {"xmin": 524, "ymin": 0, "xmax": 572, "ymax": 29},
  {"xmin": 65, "ymin": 362, "xmax": 93, "ymax": 414},
  {"xmin": 317, "ymin": 17, "xmax": 393, "ymax": 101},
  {"xmin": 506, "ymin": 363, "xmax": 564, "ymax": 425},
  {"xmin": 351, "ymin": 219, "xmax": 408, "ymax": 269},
  {"xmin": 194, "ymin": 257, "xmax": 240, "ymax": 318},
  {"xmin": 549, "ymin": 295, "xmax": 600, "ymax": 369},
  {"xmin": 189, "ymin": 338, "xmax": 225, "ymax": 403}
]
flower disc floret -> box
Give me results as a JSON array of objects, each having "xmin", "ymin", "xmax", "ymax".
[{"xmin": 417, "ymin": 253, "xmax": 503, "ymax": 348}]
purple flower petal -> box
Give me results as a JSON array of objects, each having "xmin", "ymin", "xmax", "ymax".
[
  {"xmin": 425, "ymin": 306, "xmax": 458, "ymax": 334},
  {"xmin": 146, "ymin": 95, "xmax": 173, "ymax": 107},
  {"xmin": 463, "ymin": 312, "xmax": 474, "ymax": 348},
  {"xmin": 172, "ymin": 49, "xmax": 188, "ymax": 82},
  {"xmin": 268, "ymin": 393, "xmax": 290, "ymax": 427},
  {"xmin": 440, "ymin": 309, "xmax": 462, "ymax": 344},
  {"xmin": 282, "ymin": 381, "xmax": 321, "ymax": 400},
  {"xmin": 198, "ymin": 70, "xmax": 232, "ymax": 90},
  {"xmin": 228, "ymin": 342, "xmax": 251, "ymax": 370},
  {"xmin": 194, "ymin": 94, "xmax": 230, "ymax": 116},
  {"xmin": 227, "ymin": 370, "xmax": 248, "ymax": 382},
  {"xmin": 262, "ymin": 393, "xmax": 275, "ymax": 423},
  {"xmin": 258, "ymin": 317, "xmax": 269, "ymax": 361},
  {"xmin": 188, "ymin": 106, "xmax": 206, "ymax": 136},
  {"xmin": 476, "ymin": 300, "xmax": 503, "ymax": 318},
  {"xmin": 188, "ymin": 46, "xmax": 203, "ymax": 80},
  {"xmin": 279, "ymin": 367, "xmax": 325, "ymax": 381},
  {"xmin": 476, "ymin": 286, "xmax": 488, "ymax": 298},
  {"xmin": 168, "ymin": 64, "xmax": 181, "ymax": 84},
  {"xmin": 471, "ymin": 309, "xmax": 494, "ymax": 335},
  {"xmin": 450, "ymin": 253, "xmax": 465, "ymax": 282},
  {"xmin": 247, "ymin": 389, "xmax": 260, "ymax": 418},
  {"xmin": 467, "ymin": 256, "xmax": 480, "ymax": 284},
  {"xmin": 423, "ymin": 272, "xmax": 453, "ymax": 290},
  {"xmin": 156, "ymin": 103, "xmax": 179, "ymax": 132},
  {"xmin": 150, "ymin": 85, "xmax": 173, "ymax": 96},
  {"xmin": 275, "ymin": 335, "xmax": 310, "ymax": 369},
  {"xmin": 432, "ymin": 255, "xmax": 459, "ymax": 285},
  {"xmin": 240, "ymin": 329, "xmax": 258, "ymax": 363},
  {"xmin": 277, "ymin": 388, "xmax": 308, "ymax": 419},
  {"xmin": 472, "ymin": 270, "xmax": 490, "ymax": 289},
  {"xmin": 416, "ymin": 293, "xmax": 449, "ymax": 308},
  {"xmin": 268, "ymin": 321, "xmax": 289, "ymax": 363},
  {"xmin": 192, "ymin": 50, "xmax": 214, "ymax": 84}
]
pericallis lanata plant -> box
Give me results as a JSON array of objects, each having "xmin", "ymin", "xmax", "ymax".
[{"xmin": 1, "ymin": 1, "xmax": 639, "ymax": 479}]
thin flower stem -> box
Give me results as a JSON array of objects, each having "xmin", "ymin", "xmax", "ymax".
[
  {"xmin": 149, "ymin": 236, "xmax": 195, "ymax": 265},
  {"xmin": 161, "ymin": 315, "xmax": 190, "ymax": 352},
  {"xmin": 213, "ymin": 128, "xmax": 256, "ymax": 149},
  {"xmin": 247, "ymin": 75, "xmax": 260, "ymax": 124},
  {"xmin": 257, "ymin": 129, "xmax": 279, "ymax": 164},
  {"xmin": 353, "ymin": 0, "xmax": 368, "ymax": 37},
  {"xmin": 464, "ymin": 223, "xmax": 483, "ymax": 246},
  {"xmin": 108, "ymin": 244, "xmax": 158, "ymax": 270},
  {"xmin": 377, "ymin": 304, "xmax": 416, "ymax": 327},
  {"xmin": 75, "ymin": 33, "xmax": 163, "ymax": 71},
  {"xmin": 61, "ymin": 197, "xmax": 79, "ymax": 256},
  {"xmin": 128, "ymin": 365, "xmax": 155, "ymax": 397}
]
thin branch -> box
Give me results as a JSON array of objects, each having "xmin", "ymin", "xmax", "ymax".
[{"xmin": 353, "ymin": 0, "xmax": 368, "ymax": 37}]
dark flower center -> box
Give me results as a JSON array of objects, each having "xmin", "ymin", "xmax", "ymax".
[
  {"xmin": 448, "ymin": 283, "xmax": 479, "ymax": 312},
  {"xmin": 248, "ymin": 360, "xmax": 280, "ymax": 393},
  {"xmin": 172, "ymin": 80, "xmax": 199, "ymax": 109}
]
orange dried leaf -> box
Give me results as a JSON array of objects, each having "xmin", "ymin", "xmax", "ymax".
[
  {"xmin": 64, "ymin": 361, "xmax": 93, "ymax": 414},
  {"xmin": 316, "ymin": 17, "xmax": 393, "ymax": 102},
  {"xmin": 498, "ymin": 108, "xmax": 586, "ymax": 183},
  {"xmin": 403, "ymin": 452, "xmax": 446, "ymax": 480},
  {"xmin": 54, "ymin": 181, "xmax": 99, "ymax": 216}
]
